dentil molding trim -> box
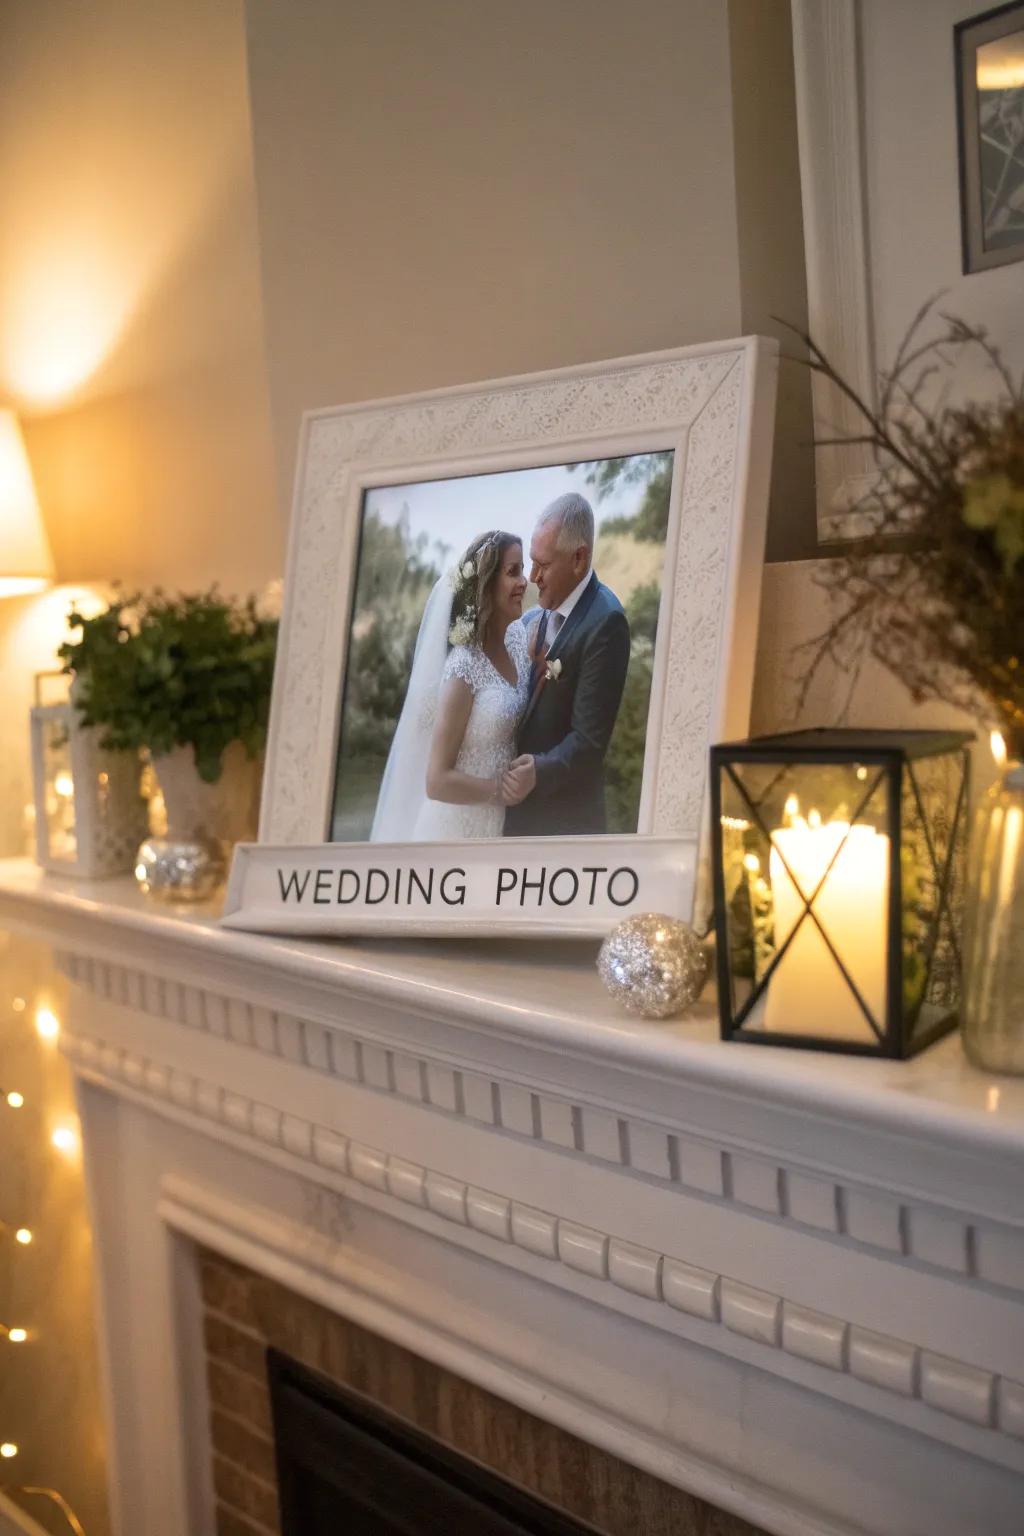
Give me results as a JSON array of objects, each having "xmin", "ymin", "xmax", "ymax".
[
  {"xmin": 62, "ymin": 1024, "xmax": 1024, "ymax": 1454},
  {"xmin": 56, "ymin": 948, "xmax": 1024, "ymax": 1300}
]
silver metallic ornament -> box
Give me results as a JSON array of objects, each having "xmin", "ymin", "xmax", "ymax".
[
  {"xmin": 597, "ymin": 913, "xmax": 709, "ymax": 1019},
  {"xmin": 133, "ymin": 834, "xmax": 226, "ymax": 903}
]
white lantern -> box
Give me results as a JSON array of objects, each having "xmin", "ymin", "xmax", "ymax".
[{"xmin": 30, "ymin": 702, "xmax": 148, "ymax": 877}]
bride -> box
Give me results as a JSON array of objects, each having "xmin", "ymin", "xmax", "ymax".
[{"xmin": 370, "ymin": 530, "xmax": 531, "ymax": 841}]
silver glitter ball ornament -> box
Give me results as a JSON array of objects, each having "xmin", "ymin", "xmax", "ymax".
[
  {"xmin": 597, "ymin": 913, "xmax": 709, "ymax": 1019},
  {"xmin": 134, "ymin": 834, "xmax": 226, "ymax": 902}
]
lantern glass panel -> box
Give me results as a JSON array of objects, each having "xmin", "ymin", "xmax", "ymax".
[
  {"xmin": 721, "ymin": 760, "xmax": 891, "ymax": 1044},
  {"xmin": 41, "ymin": 714, "xmax": 76, "ymax": 864},
  {"xmin": 719, "ymin": 769, "xmax": 775, "ymax": 1018},
  {"xmin": 900, "ymin": 750, "xmax": 969, "ymax": 1044}
]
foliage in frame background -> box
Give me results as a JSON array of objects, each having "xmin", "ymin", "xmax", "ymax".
[{"xmin": 331, "ymin": 452, "xmax": 673, "ymax": 842}]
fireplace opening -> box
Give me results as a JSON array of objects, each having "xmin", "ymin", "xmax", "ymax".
[{"xmin": 267, "ymin": 1348, "xmax": 599, "ymax": 1535}]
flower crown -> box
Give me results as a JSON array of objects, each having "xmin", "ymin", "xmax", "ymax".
[{"xmin": 448, "ymin": 537, "xmax": 499, "ymax": 646}]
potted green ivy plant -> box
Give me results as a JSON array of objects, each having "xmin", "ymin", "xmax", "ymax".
[{"xmin": 59, "ymin": 587, "xmax": 278, "ymax": 899}]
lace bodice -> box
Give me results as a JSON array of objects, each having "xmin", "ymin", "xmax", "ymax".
[{"xmin": 412, "ymin": 621, "xmax": 531, "ymax": 841}]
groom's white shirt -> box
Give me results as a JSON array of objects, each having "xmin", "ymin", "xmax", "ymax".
[{"xmin": 548, "ymin": 565, "xmax": 593, "ymax": 641}]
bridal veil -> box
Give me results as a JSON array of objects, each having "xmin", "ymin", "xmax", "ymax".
[{"xmin": 369, "ymin": 572, "xmax": 452, "ymax": 842}]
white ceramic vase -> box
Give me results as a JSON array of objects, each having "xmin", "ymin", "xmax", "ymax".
[{"xmin": 135, "ymin": 742, "xmax": 262, "ymax": 901}]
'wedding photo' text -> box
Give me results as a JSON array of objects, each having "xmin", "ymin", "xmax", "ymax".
[{"xmin": 276, "ymin": 862, "xmax": 641, "ymax": 912}]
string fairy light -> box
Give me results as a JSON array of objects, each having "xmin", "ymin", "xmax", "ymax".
[
  {"xmin": 34, "ymin": 1007, "xmax": 59, "ymax": 1041},
  {"xmin": 0, "ymin": 995, "xmax": 90, "ymax": 1536},
  {"xmin": 50, "ymin": 1125, "xmax": 78, "ymax": 1156}
]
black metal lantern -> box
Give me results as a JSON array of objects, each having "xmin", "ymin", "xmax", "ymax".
[{"xmin": 710, "ymin": 728, "xmax": 972, "ymax": 1058}]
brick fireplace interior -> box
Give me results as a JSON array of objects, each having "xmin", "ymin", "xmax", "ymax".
[{"xmin": 200, "ymin": 1247, "xmax": 767, "ymax": 1536}]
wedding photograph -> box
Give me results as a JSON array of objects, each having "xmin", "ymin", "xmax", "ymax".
[{"xmin": 329, "ymin": 451, "xmax": 674, "ymax": 843}]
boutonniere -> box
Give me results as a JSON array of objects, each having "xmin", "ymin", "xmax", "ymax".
[{"xmin": 544, "ymin": 657, "xmax": 562, "ymax": 683}]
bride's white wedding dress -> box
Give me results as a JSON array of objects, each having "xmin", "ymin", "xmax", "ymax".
[
  {"xmin": 412, "ymin": 625, "xmax": 531, "ymax": 841},
  {"xmin": 370, "ymin": 572, "xmax": 531, "ymax": 843}
]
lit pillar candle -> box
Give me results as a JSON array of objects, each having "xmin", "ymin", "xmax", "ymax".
[{"xmin": 764, "ymin": 814, "xmax": 889, "ymax": 1039}]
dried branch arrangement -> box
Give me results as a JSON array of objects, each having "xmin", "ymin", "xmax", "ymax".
[{"xmin": 792, "ymin": 300, "xmax": 1024, "ymax": 750}]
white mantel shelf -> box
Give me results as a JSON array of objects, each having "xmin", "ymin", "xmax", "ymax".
[{"xmin": 2, "ymin": 858, "xmax": 1023, "ymax": 1536}]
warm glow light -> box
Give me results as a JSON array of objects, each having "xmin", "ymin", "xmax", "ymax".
[
  {"xmin": 743, "ymin": 853, "xmax": 760, "ymax": 873},
  {"xmin": 0, "ymin": 410, "xmax": 54, "ymax": 594},
  {"xmin": 12, "ymin": 997, "xmax": 25, "ymax": 1013},
  {"xmin": 1, "ymin": 245, "xmax": 140, "ymax": 405},
  {"xmin": 0, "ymin": 1443, "xmax": 18, "ymax": 1459},
  {"xmin": 0, "ymin": 576, "xmax": 49, "ymax": 597},
  {"xmin": 991, "ymin": 730, "xmax": 1008, "ymax": 767},
  {"xmin": 5, "ymin": 1327, "xmax": 27, "ymax": 1345},
  {"xmin": 35, "ymin": 1007, "xmax": 60, "ymax": 1040},
  {"xmin": 808, "ymin": 807, "xmax": 822, "ymax": 829},
  {"xmin": 986, "ymin": 1085, "xmax": 1002, "ymax": 1113},
  {"xmin": 134, "ymin": 862, "xmax": 148, "ymax": 882},
  {"xmin": 977, "ymin": 35, "xmax": 1024, "ymax": 91},
  {"xmin": 5, "ymin": 1092, "xmax": 24, "ymax": 1109},
  {"xmin": 783, "ymin": 794, "xmax": 799, "ymax": 823},
  {"xmin": 720, "ymin": 815, "xmax": 751, "ymax": 831},
  {"xmin": 855, "ymin": 765, "xmax": 868, "ymax": 781},
  {"xmin": 14, "ymin": 1230, "xmax": 32, "ymax": 1246},
  {"xmin": 54, "ymin": 771, "xmax": 74, "ymax": 799},
  {"xmin": 51, "ymin": 1125, "xmax": 77, "ymax": 1155}
]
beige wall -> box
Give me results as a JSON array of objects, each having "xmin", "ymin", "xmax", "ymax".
[
  {"xmin": 249, "ymin": 2, "xmax": 734, "ymax": 506},
  {"xmin": 0, "ymin": 0, "xmax": 280, "ymax": 592},
  {"xmin": 245, "ymin": 0, "xmax": 814, "ymax": 556}
]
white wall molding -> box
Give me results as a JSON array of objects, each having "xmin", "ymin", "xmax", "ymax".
[
  {"xmin": 62, "ymin": 1024, "xmax": 1024, "ymax": 1465},
  {"xmin": 55, "ymin": 947, "xmax": 1024, "ymax": 1300},
  {"xmin": 791, "ymin": 0, "xmax": 878, "ymax": 540}
]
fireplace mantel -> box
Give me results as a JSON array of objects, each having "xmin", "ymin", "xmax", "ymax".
[{"xmin": 1, "ymin": 858, "xmax": 1022, "ymax": 1536}]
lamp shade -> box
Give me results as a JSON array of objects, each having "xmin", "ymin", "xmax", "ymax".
[{"xmin": 0, "ymin": 409, "xmax": 53, "ymax": 597}]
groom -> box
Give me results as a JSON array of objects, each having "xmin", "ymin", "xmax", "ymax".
[{"xmin": 503, "ymin": 492, "xmax": 630, "ymax": 837}]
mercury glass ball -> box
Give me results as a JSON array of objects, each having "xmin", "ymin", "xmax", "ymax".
[
  {"xmin": 134, "ymin": 835, "xmax": 226, "ymax": 902},
  {"xmin": 597, "ymin": 913, "xmax": 709, "ymax": 1019}
]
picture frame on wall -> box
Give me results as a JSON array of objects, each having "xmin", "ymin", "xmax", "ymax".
[
  {"xmin": 222, "ymin": 340, "xmax": 777, "ymax": 938},
  {"xmin": 956, "ymin": 0, "xmax": 1024, "ymax": 274}
]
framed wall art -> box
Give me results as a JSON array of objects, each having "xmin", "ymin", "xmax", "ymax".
[
  {"xmin": 956, "ymin": 1, "xmax": 1024, "ymax": 274},
  {"xmin": 223, "ymin": 339, "xmax": 777, "ymax": 938}
]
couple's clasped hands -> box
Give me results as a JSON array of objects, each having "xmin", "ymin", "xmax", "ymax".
[{"xmin": 498, "ymin": 754, "xmax": 535, "ymax": 806}]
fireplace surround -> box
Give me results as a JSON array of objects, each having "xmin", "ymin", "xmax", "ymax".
[{"xmin": 0, "ymin": 860, "xmax": 1022, "ymax": 1536}]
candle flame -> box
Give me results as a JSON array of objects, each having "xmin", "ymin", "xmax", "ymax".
[
  {"xmin": 991, "ymin": 730, "xmax": 1007, "ymax": 767},
  {"xmin": 783, "ymin": 794, "xmax": 799, "ymax": 823},
  {"xmin": 808, "ymin": 808, "xmax": 822, "ymax": 830}
]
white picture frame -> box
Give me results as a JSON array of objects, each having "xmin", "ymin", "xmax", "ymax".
[{"xmin": 223, "ymin": 339, "xmax": 777, "ymax": 938}]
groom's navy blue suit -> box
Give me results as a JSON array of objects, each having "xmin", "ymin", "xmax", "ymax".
[{"xmin": 504, "ymin": 572, "xmax": 630, "ymax": 837}]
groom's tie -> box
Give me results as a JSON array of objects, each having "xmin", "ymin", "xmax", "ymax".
[
  {"xmin": 530, "ymin": 609, "xmax": 564, "ymax": 694},
  {"xmin": 531, "ymin": 610, "xmax": 552, "ymax": 693}
]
